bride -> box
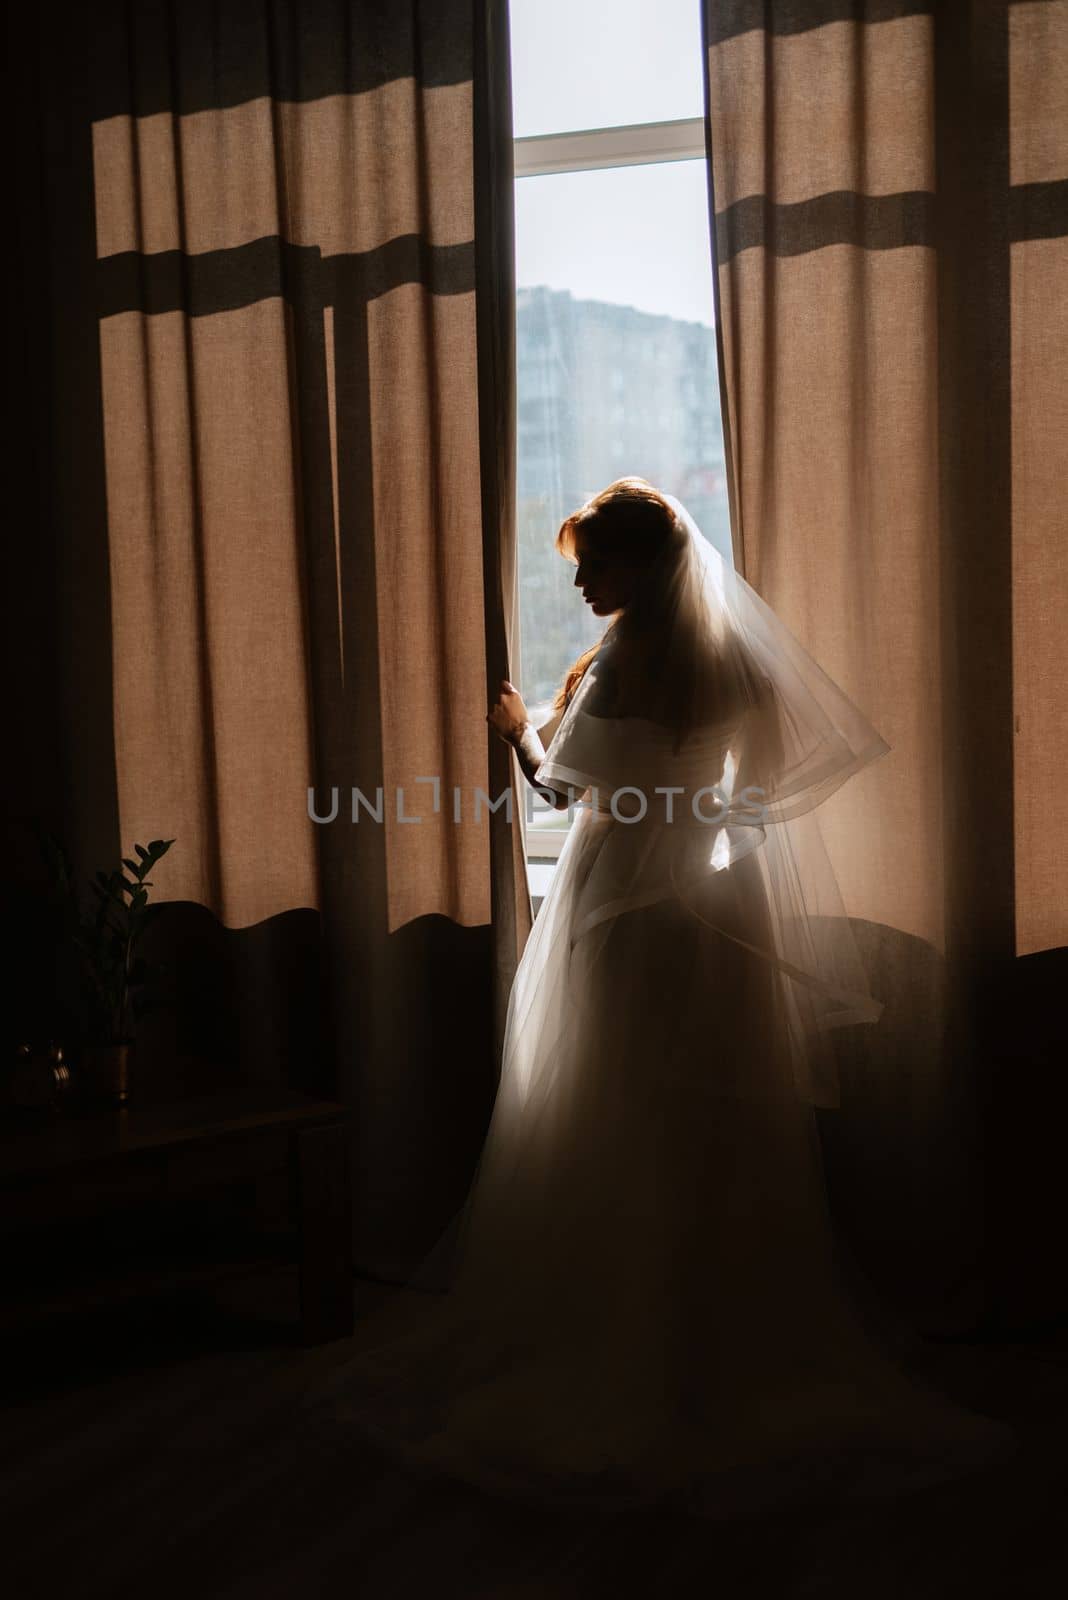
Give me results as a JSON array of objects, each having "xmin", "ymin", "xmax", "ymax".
[{"xmin": 322, "ymin": 478, "xmax": 1012, "ymax": 1516}]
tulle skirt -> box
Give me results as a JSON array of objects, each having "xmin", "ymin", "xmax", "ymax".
[{"xmin": 320, "ymin": 807, "xmax": 1015, "ymax": 1517}]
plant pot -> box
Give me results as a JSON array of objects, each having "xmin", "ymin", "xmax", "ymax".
[{"xmin": 81, "ymin": 1043, "xmax": 132, "ymax": 1108}]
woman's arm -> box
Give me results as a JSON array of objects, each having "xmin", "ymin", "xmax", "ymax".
[{"xmin": 486, "ymin": 679, "xmax": 572, "ymax": 810}]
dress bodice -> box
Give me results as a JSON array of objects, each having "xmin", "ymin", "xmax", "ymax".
[{"xmin": 560, "ymin": 709, "xmax": 743, "ymax": 827}]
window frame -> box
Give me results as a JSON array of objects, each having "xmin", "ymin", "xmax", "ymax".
[
  {"xmin": 514, "ymin": 117, "xmax": 705, "ymax": 178},
  {"xmin": 514, "ymin": 116, "xmax": 709, "ymax": 861}
]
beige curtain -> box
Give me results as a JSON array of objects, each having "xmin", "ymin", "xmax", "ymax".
[
  {"xmin": 9, "ymin": 0, "xmax": 530, "ymax": 1277},
  {"xmin": 702, "ymin": 1, "xmax": 1068, "ymax": 1330}
]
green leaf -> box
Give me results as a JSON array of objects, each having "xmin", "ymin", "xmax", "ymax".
[
  {"xmin": 134, "ymin": 844, "xmax": 149, "ymax": 861},
  {"xmin": 122, "ymin": 857, "xmax": 142, "ymax": 878}
]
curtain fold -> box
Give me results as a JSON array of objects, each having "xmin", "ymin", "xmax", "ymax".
[
  {"xmin": 701, "ymin": 0, "xmax": 1068, "ymax": 1331},
  {"xmin": 474, "ymin": 0, "xmax": 534, "ymax": 1064},
  {"xmin": 6, "ymin": 0, "xmax": 529, "ymax": 1277}
]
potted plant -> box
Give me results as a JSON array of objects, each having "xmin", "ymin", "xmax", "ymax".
[{"xmin": 40, "ymin": 833, "xmax": 175, "ymax": 1106}]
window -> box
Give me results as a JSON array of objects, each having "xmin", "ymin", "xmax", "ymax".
[{"xmin": 511, "ymin": 0, "xmax": 731, "ymax": 896}]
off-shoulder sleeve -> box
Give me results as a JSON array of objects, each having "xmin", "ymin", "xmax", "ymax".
[
  {"xmin": 534, "ymin": 642, "xmax": 681, "ymax": 801},
  {"xmin": 535, "ymin": 713, "xmax": 637, "ymax": 799}
]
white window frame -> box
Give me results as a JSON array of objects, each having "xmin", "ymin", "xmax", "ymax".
[
  {"xmin": 525, "ymin": 814, "xmax": 569, "ymax": 860},
  {"xmin": 515, "ymin": 116, "xmax": 707, "ymax": 860},
  {"xmin": 514, "ymin": 117, "xmax": 705, "ymax": 178}
]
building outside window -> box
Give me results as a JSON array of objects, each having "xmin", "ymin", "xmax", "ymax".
[{"xmin": 511, "ymin": 0, "xmax": 732, "ymax": 898}]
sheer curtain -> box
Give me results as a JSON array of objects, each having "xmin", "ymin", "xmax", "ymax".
[
  {"xmin": 701, "ymin": 1, "xmax": 1068, "ymax": 1330},
  {"xmin": 7, "ymin": 0, "xmax": 529, "ymax": 1277}
]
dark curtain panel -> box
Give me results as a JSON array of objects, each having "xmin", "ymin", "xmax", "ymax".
[
  {"xmin": 701, "ymin": 0, "xmax": 1068, "ymax": 1332},
  {"xmin": 4, "ymin": 0, "xmax": 530, "ymax": 1278}
]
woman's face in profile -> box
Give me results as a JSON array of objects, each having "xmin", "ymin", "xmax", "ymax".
[{"xmin": 572, "ymin": 528, "xmax": 640, "ymax": 618}]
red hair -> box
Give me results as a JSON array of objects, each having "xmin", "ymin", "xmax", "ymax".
[{"xmin": 551, "ymin": 477, "xmax": 680, "ymax": 712}]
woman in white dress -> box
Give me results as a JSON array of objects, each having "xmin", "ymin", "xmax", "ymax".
[{"xmin": 323, "ymin": 478, "xmax": 1012, "ymax": 1517}]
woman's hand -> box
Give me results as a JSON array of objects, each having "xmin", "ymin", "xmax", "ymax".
[
  {"xmin": 488, "ymin": 679, "xmax": 569, "ymax": 806},
  {"xmin": 486, "ymin": 679, "xmax": 530, "ymax": 744}
]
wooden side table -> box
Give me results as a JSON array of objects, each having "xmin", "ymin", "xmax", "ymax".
[{"xmin": 0, "ymin": 1089, "xmax": 354, "ymax": 1345}]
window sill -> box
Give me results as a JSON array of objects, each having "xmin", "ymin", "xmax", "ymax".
[{"xmin": 526, "ymin": 856, "xmax": 558, "ymax": 916}]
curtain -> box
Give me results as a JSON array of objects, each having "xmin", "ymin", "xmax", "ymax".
[
  {"xmin": 701, "ymin": 1, "xmax": 1068, "ymax": 1331},
  {"xmin": 5, "ymin": 0, "xmax": 530, "ymax": 1277}
]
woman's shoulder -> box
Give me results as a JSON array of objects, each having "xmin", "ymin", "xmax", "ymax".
[
  {"xmin": 574, "ymin": 646, "xmax": 631, "ymax": 722},
  {"xmin": 588, "ymin": 638, "xmax": 663, "ymax": 723}
]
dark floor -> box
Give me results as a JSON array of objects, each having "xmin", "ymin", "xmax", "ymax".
[{"xmin": 2, "ymin": 1234, "xmax": 1066, "ymax": 1600}]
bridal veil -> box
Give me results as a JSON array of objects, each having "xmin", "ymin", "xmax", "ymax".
[{"xmin": 533, "ymin": 492, "xmax": 890, "ymax": 1109}]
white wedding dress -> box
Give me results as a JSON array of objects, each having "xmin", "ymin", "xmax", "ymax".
[{"xmin": 321, "ymin": 507, "xmax": 1013, "ymax": 1517}]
